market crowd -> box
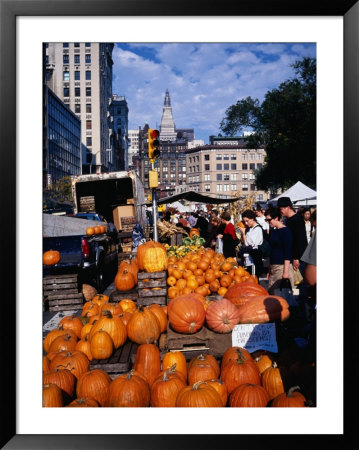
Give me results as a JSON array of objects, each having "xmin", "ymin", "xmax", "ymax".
[{"xmin": 161, "ymin": 197, "xmax": 316, "ymax": 352}]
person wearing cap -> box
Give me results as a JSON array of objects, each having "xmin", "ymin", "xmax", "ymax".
[{"xmin": 277, "ymin": 196, "xmax": 308, "ymax": 272}]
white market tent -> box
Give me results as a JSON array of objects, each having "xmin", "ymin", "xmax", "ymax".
[
  {"xmin": 269, "ymin": 181, "xmax": 317, "ymax": 207},
  {"xmin": 166, "ymin": 201, "xmax": 192, "ymax": 213}
]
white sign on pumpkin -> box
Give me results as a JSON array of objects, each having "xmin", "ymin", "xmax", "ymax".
[{"xmin": 232, "ymin": 323, "xmax": 278, "ymax": 353}]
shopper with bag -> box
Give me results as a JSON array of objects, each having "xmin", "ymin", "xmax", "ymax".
[
  {"xmin": 264, "ymin": 207, "xmax": 295, "ymax": 294},
  {"xmin": 217, "ymin": 211, "xmax": 238, "ymax": 258},
  {"xmin": 238, "ymin": 209, "xmax": 264, "ymax": 276}
]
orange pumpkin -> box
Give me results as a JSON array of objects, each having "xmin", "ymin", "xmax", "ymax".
[{"xmin": 43, "ymin": 250, "xmax": 61, "ymax": 266}]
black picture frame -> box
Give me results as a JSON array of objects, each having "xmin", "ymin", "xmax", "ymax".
[{"xmin": 1, "ymin": 1, "xmax": 356, "ymax": 448}]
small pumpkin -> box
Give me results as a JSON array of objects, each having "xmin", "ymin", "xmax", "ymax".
[
  {"xmin": 151, "ymin": 366, "xmax": 187, "ymax": 407},
  {"xmin": 205, "ymin": 379, "xmax": 228, "ymax": 407},
  {"xmin": 43, "ymin": 383, "xmax": 63, "ymax": 407},
  {"xmin": 59, "ymin": 315, "xmax": 83, "ymax": 339},
  {"xmin": 261, "ymin": 361, "xmax": 286, "ymax": 400},
  {"xmin": 89, "ymin": 310, "xmax": 127, "ymax": 349},
  {"xmin": 271, "ymin": 386, "xmax": 307, "ymax": 407},
  {"xmin": 49, "ymin": 350, "xmax": 90, "ymax": 380},
  {"xmin": 76, "ymin": 369, "xmax": 111, "ymax": 407},
  {"xmin": 90, "ymin": 329, "xmax": 114, "ymax": 360},
  {"xmin": 189, "ymin": 228, "xmax": 200, "ymax": 238},
  {"xmin": 67, "ymin": 397, "xmax": 99, "ymax": 407},
  {"xmin": 43, "ymin": 367, "xmax": 76, "ymax": 398},
  {"xmin": 133, "ymin": 343, "xmax": 161, "ymax": 387},
  {"xmin": 221, "ymin": 352, "xmax": 261, "ymax": 395},
  {"xmin": 162, "ymin": 351, "xmax": 187, "ymax": 381},
  {"xmin": 43, "ymin": 250, "xmax": 61, "ymax": 266},
  {"xmin": 114, "ymin": 268, "xmax": 136, "ymax": 292}
]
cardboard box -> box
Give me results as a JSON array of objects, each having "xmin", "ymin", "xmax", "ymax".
[
  {"xmin": 126, "ymin": 198, "xmax": 135, "ymax": 205},
  {"xmin": 113, "ymin": 205, "xmax": 135, "ymax": 230}
]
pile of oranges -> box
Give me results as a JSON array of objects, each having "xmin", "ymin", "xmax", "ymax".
[{"xmin": 166, "ymin": 247, "xmax": 255, "ymax": 303}]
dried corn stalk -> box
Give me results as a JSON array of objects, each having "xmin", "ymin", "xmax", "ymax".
[{"xmin": 156, "ymin": 219, "xmax": 186, "ymax": 240}]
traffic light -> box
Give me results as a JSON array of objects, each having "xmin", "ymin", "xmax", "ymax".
[{"xmin": 148, "ymin": 129, "xmax": 160, "ymax": 161}]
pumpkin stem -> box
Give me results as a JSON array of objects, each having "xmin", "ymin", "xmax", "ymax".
[
  {"xmin": 166, "ymin": 363, "xmax": 177, "ymax": 375},
  {"xmin": 287, "ymin": 386, "xmax": 301, "ymax": 397},
  {"xmin": 126, "ymin": 369, "xmax": 134, "ymax": 380},
  {"xmin": 192, "ymin": 381, "xmax": 206, "ymax": 390},
  {"xmin": 102, "ymin": 310, "xmax": 113, "ymax": 319}
]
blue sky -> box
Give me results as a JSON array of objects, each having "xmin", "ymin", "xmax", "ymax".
[{"xmin": 112, "ymin": 43, "xmax": 316, "ymax": 144}]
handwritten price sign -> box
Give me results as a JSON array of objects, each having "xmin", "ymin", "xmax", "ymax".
[{"xmin": 232, "ymin": 323, "xmax": 278, "ymax": 353}]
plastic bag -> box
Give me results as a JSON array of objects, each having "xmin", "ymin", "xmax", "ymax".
[
  {"xmin": 274, "ymin": 278, "xmax": 297, "ymax": 307},
  {"xmin": 216, "ymin": 237, "xmax": 223, "ymax": 253},
  {"xmin": 132, "ymin": 222, "xmax": 146, "ymax": 250},
  {"xmin": 293, "ymin": 268, "xmax": 304, "ymax": 286}
]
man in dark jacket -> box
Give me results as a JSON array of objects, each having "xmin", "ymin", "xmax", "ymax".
[{"xmin": 277, "ymin": 196, "xmax": 308, "ymax": 273}]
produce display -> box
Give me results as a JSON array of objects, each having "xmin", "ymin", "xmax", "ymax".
[{"xmin": 43, "ymin": 242, "xmax": 315, "ymax": 408}]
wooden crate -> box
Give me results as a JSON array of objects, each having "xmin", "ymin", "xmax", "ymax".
[
  {"xmin": 137, "ymin": 271, "xmax": 168, "ymax": 306},
  {"xmin": 90, "ymin": 339, "xmax": 138, "ymax": 380},
  {"xmin": 43, "ymin": 274, "xmax": 84, "ymax": 312},
  {"xmin": 170, "ymin": 233, "xmax": 183, "ymax": 246},
  {"xmin": 161, "ymin": 324, "xmax": 232, "ymax": 358},
  {"xmin": 109, "ymin": 288, "xmax": 139, "ymax": 302}
]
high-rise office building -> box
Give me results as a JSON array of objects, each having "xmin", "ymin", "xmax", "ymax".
[
  {"xmin": 45, "ymin": 42, "xmax": 114, "ymax": 174},
  {"xmin": 109, "ymin": 95, "xmax": 129, "ymax": 171}
]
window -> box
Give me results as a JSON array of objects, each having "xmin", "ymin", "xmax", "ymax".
[
  {"xmin": 250, "ymin": 173, "xmax": 255, "ymax": 180},
  {"xmin": 231, "ymin": 184, "xmax": 237, "ymax": 191},
  {"xmin": 231, "ymin": 154, "xmax": 236, "ymax": 160},
  {"xmin": 257, "ymin": 163, "xmax": 262, "ymax": 169},
  {"xmin": 251, "ymin": 184, "xmax": 256, "ymax": 191},
  {"xmin": 197, "ymin": 165, "xmax": 199, "ymax": 172},
  {"xmin": 242, "ymin": 184, "xmax": 248, "ymax": 191},
  {"xmin": 63, "ymin": 71, "xmax": 69, "ymax": 81},
  {"xmin": 85, "ymin": 54, "xmax": 91, "ymax": 64},
  {"xmin": 73, "ymin": 71, "xmax": 80, "ymax": 81},
  {"xmin": 63, "ymin": 55, "xmax": 69, "ymax": 64},
  {"xmin": 86, "ymin": 103, "xmax": 92, "ymax": 113},
  {"xmin": 250, "ymin": 163, "xmax": 255, "ymax": 170},
  {"xmin": 242, "ymin": 163, "xmax": 248, "ymax": 170},
  {"xmin": 204, "ymin": 154, "xmax": 210, "ymax": 161},
  {"xmin": 85, "ymin": 43, "xmax": 91, "ymax": 47},
  {"xmin": 216, "ymin": 154, "xmax": 222, "ymax": 160},
  {"xmin": 63, "ymin": 87, "xmax": 69, "ymax": 97},
  {"xmin": 224, "ymin": 174, "xmax": 229, "ymax": 181},
  {"xmin": 75, "ymin": 87, "xmax": 80, "ymax": 97},
  {"xmin": 257, "ymin": 154, "xmax": 262, "ymax": 160},
  {"xmin": 74, "ymin": 43, "xmax": 80, "ymax": 47},
  {"xmin": 230, "ymin": 173, "xmax": 237, "ymax": 181},
  {"xmin": 204, "ymin": 174, "xmax": 210, "ymax": 181},
  {"xmin": 216, "ymin": 164, "xmax": 222, "ymax": 170},
  {"xmin": 74, "ymin": 54, "xmax": 80, "ymax": 64},
  {"xmin": 205, "ymin": 164, "xmax": 210, "ymax": 171},
  {"xmin": 86, "ymin": 71, "xmax": 91, "ymax": 80},
  {"xmin": 223, "ymin": 154, "xmax": 229, "ymax": 160},
  {"xmin": 250, "ymin": 154, "xmax": 255, "ymax": 160},
  {"xmin": 224, "ymin": 164, "xmax": 229, "ymax": 170},
  {"xmin": 86, "ymin": 120, "xmax": 92, "ymax": 130},
  {"xmin": 242, "ymin": 154, "xmax": 247, "ymax": 160},
  {"xmin": 217, "ymin": 174, "xmax": 222, "ymax": 181},
  {"xmin": 231, "ymin": 164, "xmax": 237, "ymax": 170},
  {"xmin": 86, "ymin": 137, "xmax": 92, "ymax": 147},
  {"xmin": 258, "ymin": 194, "xmax": 263, "ymax": 201},
  {"xmin": 216, "ymin": 184, "xmax": 223, "ymax": 192},
  {"xmin": 242, "ymin": 173, "xmax": 248, "ymax": 180},
  {"xmin": 63, "ymin": 43, "xmax": 69, "ymax": 48},
  {"xmin": 205, "ymin": 184, "xmax": 210, "ymax": 192},
  {"xmin": 224, "ymin": 184, "xmax": 230, "ymax": 192},
  {"xmin": 86, "ymin": 87, "xmax": 91, "ymax": 97},
  {"xmin": 75, "ymin": 104, "xmax": 81, "ymax": 113}
]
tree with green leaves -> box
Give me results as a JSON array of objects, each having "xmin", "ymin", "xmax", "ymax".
[
  {"xmin": 220, "ymin": 57, "xmax": 316, "ymax": 191},
  {"xmin": 43, "ymin": 176, "xmax": 73, "ymax": 209}
]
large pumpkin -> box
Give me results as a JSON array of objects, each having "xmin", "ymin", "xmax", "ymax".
[
  {"xmin": 221, "ymin": 353, "xmax": 261, "ymax": 395},
  {"xmin": 261, "ymin": 361, "xmax": 286, "ymax": 400},
  {"xmin": 119, "ymin": 259, "xmax": 139, "ymax": 284},
  {"xmin": 137, "ymin": 241, "xmax": 166, "ymax": 271},
  {"xmin": 168, "ymin": 294, "xmax": 206, "ymax": 334},
  {"xmin": 229, "ymin": 383, "xmax": 269, "ymax": 407},
  {"xmin": 43, "ymin": 367, "xmax": 76, "ymax": 398},
  {"xmin": 176, "ymin": 381, "xmax": 223, "ymax": 407},
  {"xmin": 43, "ymin": 250, "xmax": 61, "ymax": 266},
  {"xmin": 224, "ymin": 281, "xmax": 268, "ymax": 307},
  {"xmin": 127, "ymin": 306, "xmax": 161, "ymax": 344},
  {"xmin": 43, "ymin": 383, "xmax": 63, "ymax": 407},
  {"xmin": 221, "ymin": 347, "xmax": 253, "ymax": 371},
  {"xmin": 205, "ymin": 298, "xmax": 241, "ymax": 333},
  {"xmin": 49, "ymin": 350, "xmax": 90, "ymax": 380},
  {"xmin": 105, "ymin": 370, "xmax": 150, "ymax": 407},
  {"xmin": 151, "ymin": 368, "xmax": 187, "ymax": 407},
  {"xmin": 143, "ymin": 246, "xmax": 168, "ymax": 273},
  {"xmin": 76, "ymin": 369, "xmax": 111, "ymax": 407},
  {"xmin": 133, "ymin": 343, "xmax": 161, "ymax": 387},
  {"xmin": 236, "ymin": 295, "xmax": 290, "ymax": 324}
]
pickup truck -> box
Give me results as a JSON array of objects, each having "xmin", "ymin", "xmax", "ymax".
[{"xmin": 43, "ymin": 218, "xmax": 119, "ymax": 292}]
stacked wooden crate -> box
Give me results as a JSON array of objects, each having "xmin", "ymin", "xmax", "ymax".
[
  {"xmin": 43, "ymin": 274, "xmax": 84, "ymax": 312},
  {"xmin": 137, "ymin": 271, "xmax": 168, "ymax": 306},
  {"xmin": 79, "ymin": 195, "xmax": 95, "ymax": 212},
  {"xmin": 120, "ymin": 216, "xmax": 137, "ymax": 233}
]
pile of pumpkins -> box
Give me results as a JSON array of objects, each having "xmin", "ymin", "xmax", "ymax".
[
  {"xmin": 86, "ymin": 225, "xmax": 107, "ymax": 236},
  {"xmin": 43, "ymin": 339, "xmax": 310, "ymax": 407},
  {"xmin": 113, "ymin": 241, "xmax": 168, "ymax": 292}
]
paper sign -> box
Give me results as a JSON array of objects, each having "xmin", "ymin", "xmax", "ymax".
[{"xmin": 232, "ymin": 323, "xmax": 278, "ymax": 353}]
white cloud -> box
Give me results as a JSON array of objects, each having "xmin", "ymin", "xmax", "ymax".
[{"xmin": 112, "ymin": 43, "xmax": 316, "ymax": 142}]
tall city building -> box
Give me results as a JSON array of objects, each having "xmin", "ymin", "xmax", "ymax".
[
  {"xmin": 45, "ymin": 42, "xmax": 114, "ymax": 174},
  {"xmin": 128, "ymin": 128, "xmax": 140, "ymax": 170},
  {"xmin": 109, "ymin": 94, "xmax": 129, "ymax": 171},
  {"xmin": 159, "ymin": 89, "xmax": 177, "ymax": 142},
  {"xmin": 44, "ymin": 86, "xmax": 81, "ymax": 186}
]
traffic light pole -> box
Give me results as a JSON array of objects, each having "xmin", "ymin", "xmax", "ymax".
[{"xmin": 151, "ymin": 161, "xmax": 158, "ymax": 242}]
